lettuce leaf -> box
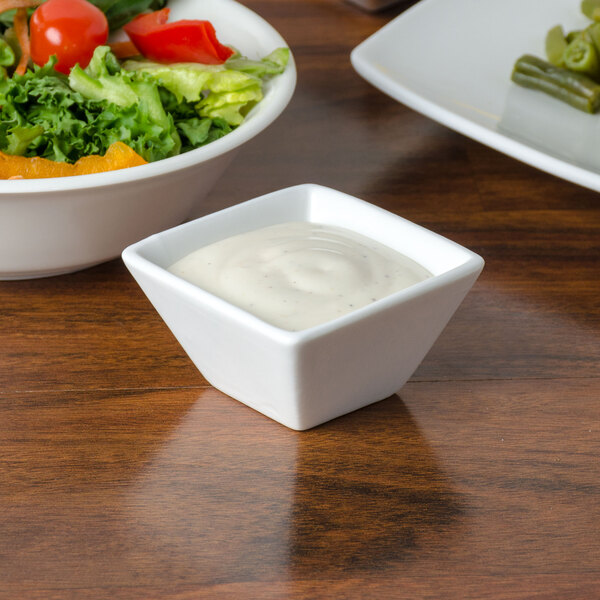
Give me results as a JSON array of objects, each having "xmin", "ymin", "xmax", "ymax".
[
  {"xmin": 69, "ymin": 46, "xmax": 181, "ymax": 158},
  {"xmin": 123, "ymin": 48, "xmax": 289, "ymax": 126},
  {"xmin": 158, "ymin": 87, "xmax": 232, "ymax": 151},
  {"xmin": 0, "ymin": 56, "xmax": 179, "ymax": 162},
  {"xmin": 0, "ymin": 44, "xmax": 289, "ymax": 163},
  {"xmin": 122, "ymin": 61, "xmax": 261, "ymax": 126},
  {"xmin": 225, "ymin": 48, "xmax": 290, "ymax": 78}
]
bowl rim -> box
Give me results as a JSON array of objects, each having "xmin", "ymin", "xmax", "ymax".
[
  {"xmin": 0, "ymin": 0, "xmax": 296, "ymax": 195},
  {"xmin": 122, "ymin": 184, "xmax": 485, "ymax": 344}
]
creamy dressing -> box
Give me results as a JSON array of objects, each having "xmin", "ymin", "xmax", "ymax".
[{"xmin": 168, "ymin": 221, "xmax": 432, "ymax": 331}]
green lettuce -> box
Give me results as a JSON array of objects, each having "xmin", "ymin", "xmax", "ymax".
[
  {"xmin": 122, "ymin": 61, "xmax": 263, "ymax": 126},
  {"xmin": 123, "ymin": 47, "xmax": 289, "ymax": 126},
  {"xmin": 158, "ymin": 87, "xmax": 232, "ymax": 152},
  {"xmin": 0, "ymin": 61, "xmax": 96, "ymax": 162},
  {"xmin": 0, "ymin": 44, "xmax": 289, "ymax": 163},
  {"xmin": 0, "ymin": 38, "xmax": 15, "ymax": 67},
  {"xmin": 69, "ymin": 46, "xmax": 181, "ymax": 159},
  {"xmin": 0, "ymin": 55, "xmax": 179, "ymax": 163},
  {"xmin": 0, "ymin": 58, "xmax": 178, "ymax": 162},
  {"xmin": 225, "ymin": 48, "xmax": 290, "ymax": 78}
]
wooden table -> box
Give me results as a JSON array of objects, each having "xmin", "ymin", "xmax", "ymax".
[{"xmin": 1, "ymin": 1, "xmax": 599, "ymax": 598}]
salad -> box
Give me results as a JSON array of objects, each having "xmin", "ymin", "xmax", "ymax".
[{"xmin": 0, "ymin": 0, "xmax": 289, "ymax": 178}]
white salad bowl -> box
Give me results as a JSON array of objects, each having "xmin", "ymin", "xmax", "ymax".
[
  {"xmin": 122, "ymin": 184, "xmax": 484, "ymax": 431},
  {"xmin": 0, "ymin": 0, "xmax": 296, "ymax": 279}
]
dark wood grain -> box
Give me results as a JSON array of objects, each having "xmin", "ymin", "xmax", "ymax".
[{"xmin": 0, "ymin": 1, "xmax": 599, "ymax": 598}]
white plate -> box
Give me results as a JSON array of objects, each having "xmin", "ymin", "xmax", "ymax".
[{"xmin": 351, "ymin": 0, "xmax": 600, "ymax": 192}]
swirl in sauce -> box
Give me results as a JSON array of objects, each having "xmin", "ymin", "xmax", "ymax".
[{"xmin": 168, "ymin": 221, "xmax": 432, "ymax": 331}]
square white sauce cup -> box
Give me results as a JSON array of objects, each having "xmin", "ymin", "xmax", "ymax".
[{"xmin": 122, "ymin": 184, "xmax": 484, "ymax": 430}]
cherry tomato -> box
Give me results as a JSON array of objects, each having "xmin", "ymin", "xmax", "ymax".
[{"xmin": 30, "ymin": 0, "xmax": 109, "ymax": 74}]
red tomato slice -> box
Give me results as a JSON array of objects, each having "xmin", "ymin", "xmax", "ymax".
[
  {"xmin": 124, "ymin": 8, "xmax": 234, "ymax": 65},
  {"xmin": 30, "ymin": 0, "xmax": 109, "ymax": 74}
]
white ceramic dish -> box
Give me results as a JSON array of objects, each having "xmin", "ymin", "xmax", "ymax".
[
  {"xmin": 0, "ymin": 0, "xmax": 296, "ymax": 280},
  {"xmin": 350, "ymin": 0, "xmax": 600, "ymax": 192},
  {"xmin": 122, "ymin": 184, "xmax": 484, "ymax": 431}
]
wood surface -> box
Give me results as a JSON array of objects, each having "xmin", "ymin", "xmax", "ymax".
[{"xmin": 1, "ymin": 1, "xmax": 599, "ymax": 598}]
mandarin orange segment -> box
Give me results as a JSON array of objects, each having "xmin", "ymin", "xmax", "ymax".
[
  {"xmin": 0, "ymin": 142, "xmax": 147, "ymax": 179},
  {"xmin": 72, "ymin": 142, "xmax": 147, "ymax": 175}
]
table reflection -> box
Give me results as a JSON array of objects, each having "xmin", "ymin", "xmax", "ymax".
[
  {"xmin": 122, "ymin": 392, "xmax": 464, "ymax": 581},
  {"xmin": 1, "ymin": 387, "xmax": 465, "ymax": 586}
]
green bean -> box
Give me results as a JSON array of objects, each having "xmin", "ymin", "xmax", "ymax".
[
  {"xmin": 582, "ymin": 0, "xmax": 600, "ymax": 21},
  {"xmin": 563, "ymin": 37, "xmax": 600, "ymax": 80},
  {"xmin": 566, "ymin": 30, "xmax": 584, "ymax": 43},
  {"xmin": 545, "ymin": 25, "xmax": 568, "ymax": 66},
  {"xmin": 511, "ymin": 54, "xmax": 600, "ymax": 113},
  {"xmin": 586, "ymin": 22, "xmax": 600, "ymax": 55}
]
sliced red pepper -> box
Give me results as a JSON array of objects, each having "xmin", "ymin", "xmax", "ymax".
[{"xmin": 123, "ymin": 8, "xmax": 234, "ymax": 65}]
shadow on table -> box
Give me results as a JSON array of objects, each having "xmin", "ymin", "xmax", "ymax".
[
  {"xmin": 2, "ymin": 389, "xmax": 464, "ymax": 587},
  {"xmin": 287, "ymin": 394, "xmax": 464, "ymax": 576},
  {"xmin": 109, "ymin": 391, "xmax": 465, "ymax": 584}
]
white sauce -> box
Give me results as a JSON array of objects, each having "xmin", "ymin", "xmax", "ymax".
[{"xmin": 169, "ymin": 221, "xmax": 432, "ymax": 331}]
